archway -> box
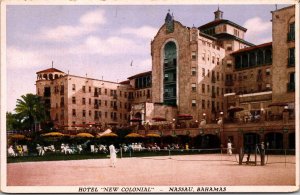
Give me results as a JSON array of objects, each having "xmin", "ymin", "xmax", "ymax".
[
  {"xmin": 288, "ymin": 132, "xmax": 295, "ymax": 149},
  {"xmin": 264, "ymin": 132, "xmax": 283, "ymax": 149},
  {"xmin": 243, "ymin": 133, "xmax": 260, "ymax": 152},
  {"xmin": 134, "ymin": 112, "xmax": 142, "ymax": 119},
  {"xmin": 199, "ymin": 134, "xmax": 220, "ymax": 149}
]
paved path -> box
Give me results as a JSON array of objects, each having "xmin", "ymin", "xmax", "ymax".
[{"xmin": 7, "ymin": 154, "xmax": 295, "ymax": 186}]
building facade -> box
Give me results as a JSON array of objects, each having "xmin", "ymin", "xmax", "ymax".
[{"xmin": 36, "ymin": 6, "xmax": 296, "ymax": 150}]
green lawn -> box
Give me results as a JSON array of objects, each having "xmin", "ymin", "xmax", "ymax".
[{"xmin": 7, "ymin": 149, "xmax": 221, "ymax": 163}]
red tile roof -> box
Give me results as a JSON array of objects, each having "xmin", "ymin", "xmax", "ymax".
[
  {"xmin": 119, "ymin": 80, "xmax": 130, "ymax": 84},
  {"xmin": 231, "ymin": 42, "xmax": 272, "ymax": 55},
  {"xmin": 36, "ymin": 68, "xmax": 64, "ymax": 74},
  {"xmin": 199, "ymin": 19, "xmax": 247, "ymax": 32},
  {"xmin": 127, "ymin": 71, "xmax": 152, "ymax": 80}
]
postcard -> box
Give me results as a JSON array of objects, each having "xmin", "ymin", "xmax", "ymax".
[{"xmin": 1, "ymin": 0, "xmax": 299, "ymax": 193}]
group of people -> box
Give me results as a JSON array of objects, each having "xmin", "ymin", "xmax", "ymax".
[{"xmin": 7, "ymin": 145, "xmax": 27, "ymax": 157}]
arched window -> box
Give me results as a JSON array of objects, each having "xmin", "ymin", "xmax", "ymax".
[
  {"xmin": 55, "ymin": 74, "xmax": 59, "ymax": 79},
  {"xmin": 163, "ymin": 41, "xmax": 177, "ymax": 106},
  {"xmin": 43, "ymin": 74, "xmax": 48, "ymax": 80},
  {"xmin": 49, "ymin": 74, "xmax": 53, "ymax": 80}
]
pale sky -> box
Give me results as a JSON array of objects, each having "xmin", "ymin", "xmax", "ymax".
[{"xmin": 5, "ymin": 4, "xmax": 290, "ymax": 112}]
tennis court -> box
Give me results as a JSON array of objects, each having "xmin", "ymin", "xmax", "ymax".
[{"xmin": 7, "ymin": 154, "xmax": 295, "ymax": 186}]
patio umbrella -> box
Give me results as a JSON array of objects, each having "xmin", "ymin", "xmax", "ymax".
[
  {"xmin": 177, "ymin": 114, "xmax": 193, "ymax": 120},
  {"xmin": 75, "ymin": 133, "xmax": 94, "ymax": 138},
  {"xmin": 8, "ymin": 134, "xmax": 26, "ymax": 140},
  {"xmin": 41, "ymin": 132, "xmax": 66, "ymax": 137},
  {"xmin": 125, "ymin": 133, "xmax": 144, "ymax": 138},
  {"xmin": 146, "ymin": 133, "xmax": 161, "ymax": 138},
  {"xmin": 97, "ymin": 132, "xmax": 118, "ymax": 138},
  {"xmin": 152, "ymin": 117, "xmax": 166, "ymax": 122}
]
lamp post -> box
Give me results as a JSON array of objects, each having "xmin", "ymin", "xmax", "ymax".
[
  {"xmin": 260, "ymin": 108, "xmax": 265, "ymax": 122},
  {"xmin": 172, "ymin": 118, "xmax": 176, "ymax": 129},
  {"xmin": 219, "ymin": 111, "xmax": 224, "ymax": 148}
]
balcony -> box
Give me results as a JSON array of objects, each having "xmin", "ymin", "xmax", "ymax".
[
  {"xmin": 288, "ymin": 57, "xmax": 295, "ymax": 67},
  {"xmin": 287, "ymin": 82, "xmax": 295, "ymax": 92},
  {"xmin": 287, "ymin": 32, "xmax": 295, "ymax": 42}
]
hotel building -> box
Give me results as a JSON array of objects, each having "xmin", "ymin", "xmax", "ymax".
[{"xmin": 36, "ymin": 5, "xmax": 296, "ymax": 149}]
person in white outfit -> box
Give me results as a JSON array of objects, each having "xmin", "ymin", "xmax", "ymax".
[
  {"xmin": 109, "ymin": 144, "xmax": 117, "ymax": 167},
  {"xmin": 227, "ymin": 140, "xmax": 232, "ymax": 156}
]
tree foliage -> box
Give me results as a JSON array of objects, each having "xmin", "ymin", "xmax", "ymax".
[{"xmin": 14, "ymin": 93, "xmax": 48, "ymax": 131}]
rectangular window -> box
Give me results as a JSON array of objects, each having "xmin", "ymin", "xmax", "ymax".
[
  {"xmin": 191, "ymin": 52, "xmax": 197, "ymax": 60},
  {"xmin": 105, "ymin": 112, "xmax": 107, "ymax": 118},
  {"xmin": 207, "ymin": 100, "xmax": 210, "ymax": 108},
  {"xmin": 217, "ymin": 72, "xmax": 220, "ymax": 81},
  {"xmin": 207, "ymin": 69, "xmax": 210, "ymax": 77},
  {"xmin": 82, "ymin": 86, "xmax": 86, "ymax": 93},
  {"xmin": 105, "ymin": 89, "xmax": 107, "ymax": 95},
  {"xmin": 105, "ymin": 100, "xmax": 107, "ymax": 106},
  {"xmin": 99, "ymin": 88, "xmax": 102, "ymax": 95},
  {"xmin": 288, "ymin": 48, "xmax": 295, "ymax": 66},
  {"xmin": 266, "ymin": 68, "xmax": 271, "ymax": 76},
  {"xmin": 82, "ymin": 110, "xmax": 86, "ymax": 117},
  {"xmin": 72, "ymin": 97, "xmax": 76, "ymax": 104},
  {"xmin": 89, "ymin": 86, "xmax": 91, "ymax": 92},
  {"xmin": 191, "ymin": 67, "xmax": 196, "ymax": 76},
  {"xmin": 72, "ymin": 84, "xmax": 76, "ymax": 91},
  {"xmin": 89, "ymin": 110, "xmax": 91, "ymax": 116},
  {"xmin": 202, "ymin": 84, "xmax": 205, "ymax": 93},
  {"xmin": 191, "ymin": 83, "xmax": 196, "ymax": 92},
  {"xmin": 124, "ymin": 92, "xmax": 127, "ymax": 98},
  {"xmin": 202, "ymin": 68, "xmax": 205, "ymax": 77},
  {"xmin": 89, "ymin": 98, "xmax": 91, "ymax": 105},
  {"xmin": 212, "ymin": 56, "xmax": 215, "ymax": 64},
  {"xmin": 217, "ymin": 87, "xmax": 219, "ymax": 96},
  {"xmin": 207, "ymin": 85, "xmax": 210, "ymax": 93},
  {"xmin": 202, "ymin": 53, "xmax": 205, "ymax": 61},
  {"xmin": 82, "ymin": 98, "xmax": 86, "ymax": 105},
  {"xmin": 99, "ymin": 100, "xmax": 101, "ymax": 106},
  {"xmin": 72, "ymin": 109, "xmax": 76, "ymax": 117},
  {"xmin": 288, "ymin": 22, "xmax": 295, "ymax": 41},
  {"xmin": 217, "ymin": 58, "xmax": 220, "ymax": 65},
  {"xmin": 94, "ymin": 111, "xmax": 98, "ymax": 119},
  {"xmin": 202, "ymin": 100, "xmax": 205, "ymax": 109},
  {"xmin": 99, "ymin": 111, "xmax": 102, "ymax": 118},
  {"xmin": 192, "ymin": 99, "xmax": 196, "ymax": 107}
]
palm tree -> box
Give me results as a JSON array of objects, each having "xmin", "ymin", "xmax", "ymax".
[{"xmin": 15, "ymin": 93, "xmax": 47, "ymax": 131}]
